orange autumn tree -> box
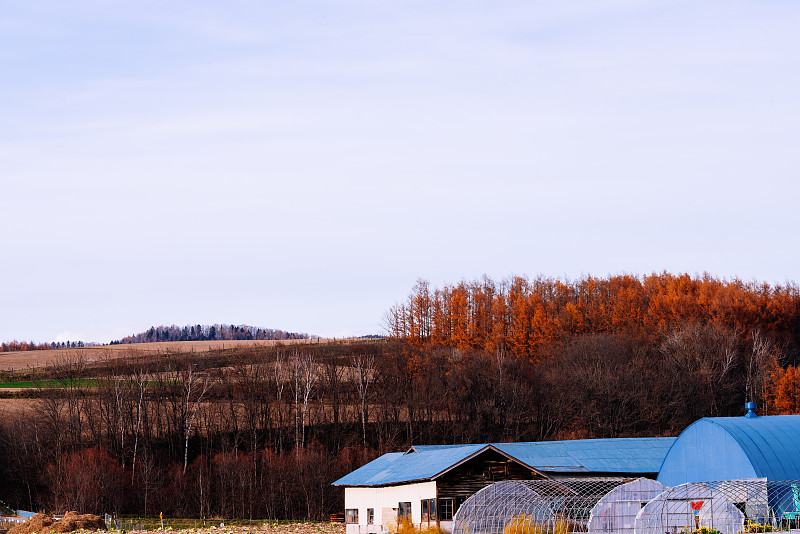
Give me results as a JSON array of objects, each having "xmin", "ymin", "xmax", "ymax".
[
  {"xmin": 766, "ymin": 366, "xmax": 800, "ymax": 415},
  {"xmin": 386, "ymin": 273, "xmax": 800, "ymax": 365}
]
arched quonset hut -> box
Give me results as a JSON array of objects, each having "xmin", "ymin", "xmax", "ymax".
[{"xmin": 658, "ymin": 404, "xmax": 800, "ymax": 487}]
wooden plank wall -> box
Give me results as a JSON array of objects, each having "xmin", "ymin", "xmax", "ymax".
[{"xmin": 437, "ymin": 451, "xmax": 542, "ymax": 498}]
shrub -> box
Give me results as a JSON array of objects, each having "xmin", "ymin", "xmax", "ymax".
[
  {"xmin": 393, "ymin": 518, "xmax": 446, "ymax": 534},
  {"xmin": 503, "ymin": 515, "xmax": 570, "ymax": 534},
  {"xmin": 743, "ymin": 521, "xmax": 774, "ymax": 533},
  {"xmin": 48, "ymin": 447, "xmax": 124, "ymax": 515},
  {"xmin": 678, "ymin": 527, "xmax": 721, "ymax": 534}
]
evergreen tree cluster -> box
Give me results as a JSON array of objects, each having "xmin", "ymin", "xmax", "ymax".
[{"xmin": 110, "ymin": 323, "xmax": 310, "ymax": 344}]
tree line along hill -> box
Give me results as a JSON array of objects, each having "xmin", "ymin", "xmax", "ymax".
[
  {"xmin": 0, "ymin": 324, "xmax": 311, "ymax": 352},
  {"xmin": 110, "ymin": 323, "xmax": 311, "ymax": 344},
  {"xmin": 0, "ymin": 272, "xmax": 799, "ymax": 521}
]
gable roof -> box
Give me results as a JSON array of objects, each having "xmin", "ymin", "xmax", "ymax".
[
  {"xmin": 333, "ymin": 437, "xmax": 676, "ymax": 487},
  {"xmin": 333, "ymin": 444, "xmax": 489, "ymax": 487}
]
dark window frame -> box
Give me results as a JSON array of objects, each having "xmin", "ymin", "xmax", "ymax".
[
  {"xmin": 439, "ymin": 498, "xmax": 454, "ymax": 521},
  {"xmin": 398, "ymin": 502, "xmax": 412, "ymax": 520},
  {"xmin": 421, "ymin": 498, "xmax": 436, "ymax": 522}
]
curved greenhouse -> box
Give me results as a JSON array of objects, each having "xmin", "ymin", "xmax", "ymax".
[
  {"xmin": 452, "ymin": 478, "xmax": 633, "ymax": 534},
  {"xmin": 634, "ymin": 480, "xmax": 756, "ymax": 534},
  {"xmin": 586, "ymin": 478, "xmax": 668, "ymax": 534},
  {"xmin": 452, "ymin": 476, "xmax": 800, "ymax": 534}
]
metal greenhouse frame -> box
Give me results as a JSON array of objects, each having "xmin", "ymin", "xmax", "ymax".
[
  {"xmin": 635, "ymin": 479, "xmax": 800, "ymax": 534},
  {"xmin": 453, "ymin": 478, "xmax": 800, "ymax": 534},
  {"xmin": 452, "ymin": 478, "xmax": 635, "ymax": 534},
  {"xmin": 587, "ymin": 478, "xmax": 669, "ymax": 534}
]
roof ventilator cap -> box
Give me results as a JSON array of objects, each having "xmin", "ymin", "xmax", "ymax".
[{"xmin": 745, "ymin": 401, "xmax": 758, "ymax": 418}]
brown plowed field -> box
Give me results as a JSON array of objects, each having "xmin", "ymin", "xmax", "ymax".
[
  {"xmin": 0, "ymin": 398, "xmax": 33, "ymax": 417},
  {"xmin": 0, "ymin": 339, "xmax": 335, "ymax": 371}
]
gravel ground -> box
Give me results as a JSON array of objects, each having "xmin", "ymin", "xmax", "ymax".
[{"xmin": 122, "ymin": 523, "xmax": 346, "ymax": 534}]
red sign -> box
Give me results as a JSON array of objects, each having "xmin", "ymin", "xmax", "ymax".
[{"xmin": 691, "ymin": 501, "xmax": 704, "ymax": 511}]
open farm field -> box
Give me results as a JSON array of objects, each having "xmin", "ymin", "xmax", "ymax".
[
  {"xmin": 0, "ymin": 379, "xmax": 100, "ymax": 389},
  {"xmin": 0, "ymin": 398, "xmax": 33, "ymax": 417},
  {"xmin": 0, "ymin": 339, "xmax": 338, "ymax": 371}
]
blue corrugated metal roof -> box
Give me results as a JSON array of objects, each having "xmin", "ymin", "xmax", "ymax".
[
  {"xmin": 494, "ymin": 442, "xmax": 580, "ymax": 471},
  {"xmin": 709, "ymin": 415, "xmax": 800, "ymax": 480},
  {"xmin": 334, "ymin": 444, "xmax": 488, "ymax": 486},
  {"xmin": 333, "ymin": 437, "xmax": 676, "ymax": 486},
  {"xmin": 565, "ymin": 437, "xmax": 677, "ymax": 472},
  {"xmin": 409, "ymin": 445, "xmax": 469, "ymax": 452},
  {"xmin": 496, "ymin": 438, "xmax": 675, "ymax": 473},
  {"xmin": 659, "ymin": 414, "xmax": 800, "ymax": 485}
]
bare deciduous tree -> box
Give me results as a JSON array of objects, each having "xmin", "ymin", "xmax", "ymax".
[
  {"xmin": 130, "ymin": 364, "xmax": 151, "ymax": 483},
  {"xmin": 274, "ymin": 351, "xmax": 288, "ymax": 452},
  {"xmin": 352, "ymin": 353, "xmax": 376, "ymax": 446},
  {"xmin": 182, "ymin": 366, "xmax": 211, "ymax": 474},
  {"xmin": 291, "ymin": 352, "xmax": 317, "ymax": 450}
]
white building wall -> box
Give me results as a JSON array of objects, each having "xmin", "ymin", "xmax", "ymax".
[{"xmin": 344, "ymin": 482, "xmax": 438, "ymax": 534}]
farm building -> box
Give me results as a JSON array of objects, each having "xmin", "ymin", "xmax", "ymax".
[
  {"xmin": 658, "ymin": 403, "xmax": 800, "ymax": 486},
  {"xmin": 336, "ymin": 404, "xmax": 800, "ymax": 534},
  {"xmin": 332, "ymin": 438, "xmax": 675, "ymax": 534}
]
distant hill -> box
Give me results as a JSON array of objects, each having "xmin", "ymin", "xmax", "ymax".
[{"xmin": 110, "ymin": 323, "xmax": 310, "ymax": 345}]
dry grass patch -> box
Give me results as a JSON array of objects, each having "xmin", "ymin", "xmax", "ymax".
[
  {"xmin": 116, "ymin": 523, "xmax": 343, "ymax": 534},
  {"xmin": 0, "ymin": 339, "xmax": 339, "ymax": 371}
]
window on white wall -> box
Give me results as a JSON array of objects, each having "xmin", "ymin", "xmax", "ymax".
[
  {"xmin": 367, "ymin": 509, "xmax": 374, "ymax": 524},
  {"xmin": 346, "ymin": 509, "xmax": 359, "ymax": 524},
  {"xmin": 422, "ymin": 499, "xmax": 436, "ymax": 522},
  {"xmin": 398, "ymin": 502, "xmax": 412, "ymax": 520}
]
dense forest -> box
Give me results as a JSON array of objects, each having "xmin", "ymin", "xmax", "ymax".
[
  {"xmin": 1, "ymin": 272, "xmax": 799, "ymax": 521},
  {"xmin": 385, "ymin": 273, "xmax": 800, "ymax": 430}
]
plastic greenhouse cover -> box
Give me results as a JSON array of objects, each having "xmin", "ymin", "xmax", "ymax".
[
  {"xmin": 633, "ymin": 480, "xmax": 760, "ymax": 534},
  {"xmin": 587, "ymin": 478, "xmax": 668, "ymax": 534},
  {"xmin": 453, "ymin": 478, "xmax": 633, "ymax": 534},
  {"xmin": 454, "ymin": 477, "xmax": 800, "ymax": 534}
]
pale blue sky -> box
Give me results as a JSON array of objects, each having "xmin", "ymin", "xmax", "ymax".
[{"xmin": 2, "ymin": 1, "xmax": 799, "ymax": 343}]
